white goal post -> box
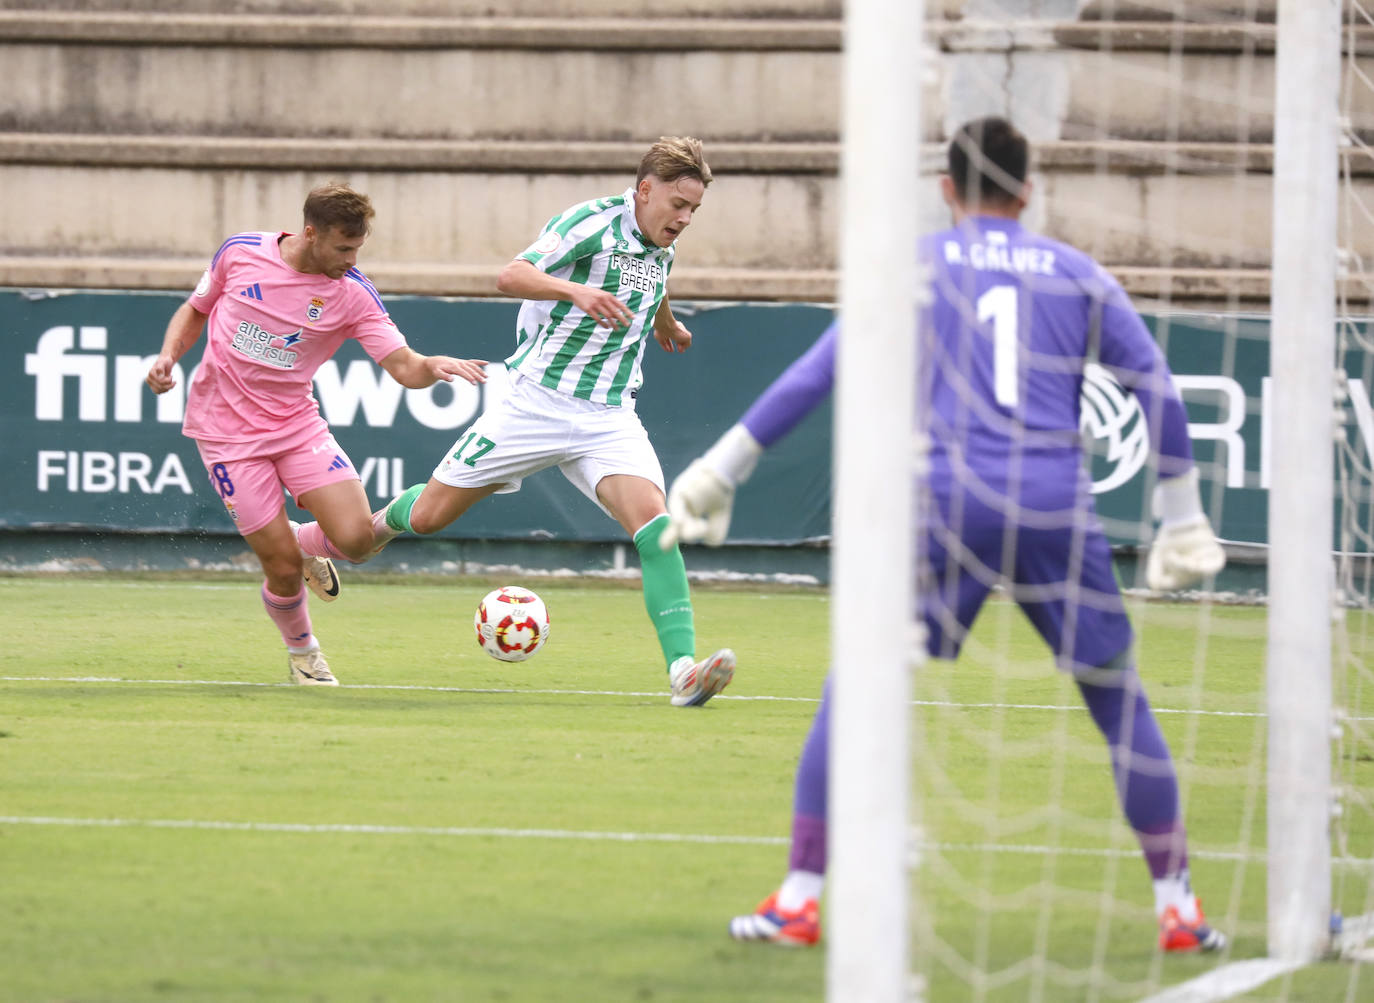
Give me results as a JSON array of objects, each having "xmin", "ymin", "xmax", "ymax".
[
  {"xmin": 1266, "ymin": 0, "xmax": 1339, "ymax": 965},
  {"xmin": 829, "ymin": 0, "xmax": 923, "ymax": 1001},
  {"xmin": 833, "ymin": 0, "xmax": 1349, "ymax": 993}
]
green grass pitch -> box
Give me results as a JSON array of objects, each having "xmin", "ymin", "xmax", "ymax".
[{"xmin": 0, "ymin": 575, "xmax": 1369, "ymax": 1001}]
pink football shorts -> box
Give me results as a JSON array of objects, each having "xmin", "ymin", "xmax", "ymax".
[{"xmin": 194, "ymin": 420, "xmax": 360, "ymax": 536}]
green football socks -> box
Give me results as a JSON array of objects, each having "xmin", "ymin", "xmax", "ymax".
[
  {"xmin": 634, "ymin": 514, "xmax": 695, "ymax": 670},
  {"xmin": 384, "ymin": 483, "xmax": 426, "ymax": 533}
]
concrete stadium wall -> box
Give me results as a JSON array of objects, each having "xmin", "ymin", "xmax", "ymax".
[{"xmin": 0, "ymin": 0, "xmax": 1363, "ymax": 307}]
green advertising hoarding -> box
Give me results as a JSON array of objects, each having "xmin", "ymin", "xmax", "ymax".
[
  {"xmin": 1, "ymin": 288, "xmax": 1367, "ymax": 550},
  {"xmin": 2, "ymin": 290, "xmax": 834, "ymax": 545}
]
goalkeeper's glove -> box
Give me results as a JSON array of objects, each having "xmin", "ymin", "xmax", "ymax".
[
  {"xmin": 661, "ymin": 424, "xmax": 763, "ymax": 549},
  {"xmin": 1146, "ymin": 468, "xmax": 1226, "ymax": 591}
]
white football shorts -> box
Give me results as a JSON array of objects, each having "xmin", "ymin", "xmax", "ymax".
[{"xmin": 432, "ymin": 372, "xmax": 665, "ymax": 515}]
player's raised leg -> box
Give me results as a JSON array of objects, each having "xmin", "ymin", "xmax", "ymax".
[
  {"xmin": 294, "ymin": 476, "xmax": 391, "ymax": 564},
  {"xmin": 298, "ymin": 479, "xmax": 502, "ymax": 566},
  {"xmin": 282, "ymin": 439, "xmax": 380, "ymax": 600}
]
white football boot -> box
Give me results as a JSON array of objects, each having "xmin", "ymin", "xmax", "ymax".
[
  {"xmin": 288, "ymin": 648, "xmax": 338, "ymax": 686},
  {"xmin": 669, "ymin": 648, "xmax": 736, "ymax": 707},
  {"xmin": 289, "ymin": 520, "xmax": 341, "ymax": 602}
]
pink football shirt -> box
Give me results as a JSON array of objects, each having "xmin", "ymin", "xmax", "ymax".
[{"xmin": 182, "ymin": 231, "xmax": 407, "ymax": 445}]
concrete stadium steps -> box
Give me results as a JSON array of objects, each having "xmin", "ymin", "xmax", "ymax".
[
  {"xmin": 0, "ymin": 134, "xmax": 837, "ymax": 173},
  {"xmin": 4, "ymin": 250, "xmax": 1334, "ymax": 309},
  {"xmin": 0, "ymin": 0, "xmax": 1355, "ymax": 306},
  {"xmin": 1078, "ymin": 1, "xmax": 1278, "ymax": 22},
  {"xmin": 0, "ymin": 17, "xmax": 841, "ymax": 142},
  {"xmin": 4, "ymin": 137, "xmax": 1366, "ymax": 306},
  {"xmin": 1, "ymin": 0, "xmax": 843, "ymax": 15},
  {"xmin": 0, "ymin": 254, "xmax": 837, "ymax": 303},
  {"xmin": 0, "ymin": 1, "xmax": 1272, "ymax": 19},
  {"xmin": 0, "ymin": 255, "xmax": 1327, "ymax": 310},
  {"xmin": 0, "ymin": 158, "xmax": 837, "ymax": 271},
  {"xmin": 4, "ymin": 10, "xmax": 1369, "ymax": 143}
]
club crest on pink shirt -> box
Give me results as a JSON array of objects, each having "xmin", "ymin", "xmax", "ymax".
[{"xmin": 307, "ymin": 297, "xmax": 326, "ymax": 323}]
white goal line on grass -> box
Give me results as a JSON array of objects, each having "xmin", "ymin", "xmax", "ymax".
[
  {"xmin": 0, "ymin": 675, "xmax": 1339, "ymax": 720},
  {"xmin": 0, "ymin": 815, "xmax": 789, "ymax": 845},
  {"xmin": 1, "ymin": 815, "xmax": 1368, "ymax": 871},
  {"xmin": 1138, "ymin": 912, "xmax": 1374, "ymax": 1003},
  {"xmin": 1137, "ymin": 958, "xmax": 1319, "ymax": 1003},
  {"xmin": 6, "ymin": 818, "xmax": 1362, "ymax": 1003}
]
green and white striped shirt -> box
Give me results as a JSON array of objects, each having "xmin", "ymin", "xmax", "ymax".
[{"xmin": 507, "ymin": 187, "xmax": 675, "ymax": 406}]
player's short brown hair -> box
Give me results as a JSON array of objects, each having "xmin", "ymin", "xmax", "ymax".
[
  {"xmin": 303, "ymin": 182, "xmax": 375, "ymax": 237},
  {"xmin": 636, "ymin": 136, "xmax": 713, "ymax": 187}
]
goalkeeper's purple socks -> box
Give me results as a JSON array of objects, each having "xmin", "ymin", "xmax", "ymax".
[
  {"xmin": 1077, "ymin": 669, "xmax": 1189, "ymax": 880},
  {"xmin": 789, "ymin": 676, "xmax": 831, "ymax": 874}
]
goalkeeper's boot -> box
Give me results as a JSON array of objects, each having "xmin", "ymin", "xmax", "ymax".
[
  {"xmin": 289, "ymin": 520, "xmax": 340, "ymax": 602},
  {"xmin": 729, "ymin": 892, "xmax": 820, "ymax": 946},
  {"xmin": 288, "ymin": 648, "xmax": 338, "ymax": 686},
  {"xmin": 1159, "ymin": 899, "xmax": 1226, "ymax": 953},
  {"xmin": 669, "ymin": 648, "xmax": 735, "ymax": 707}
]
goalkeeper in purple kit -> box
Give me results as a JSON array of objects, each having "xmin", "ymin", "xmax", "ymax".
[{"xmin": 664, "ymin": 117, "xmax": 1227, "ymax": 952}]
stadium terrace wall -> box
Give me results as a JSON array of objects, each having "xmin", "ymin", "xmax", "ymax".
[{"xmin": 0, "ymin": 289, "xmax": 1358, "ymax": 586}]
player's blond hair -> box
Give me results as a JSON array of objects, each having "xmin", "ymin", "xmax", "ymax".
[
  {"xmin": 636, "ymin": 136, "xmax": 713, "ymax": 187},
  {"xmin": 303, "ymin": 182, "xmax": 375, "ymax": 237}
]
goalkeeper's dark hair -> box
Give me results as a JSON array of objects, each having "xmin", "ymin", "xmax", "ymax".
[{"xmin": 947, "ymin": 117, "xmax": 1029, "ymax": 208}]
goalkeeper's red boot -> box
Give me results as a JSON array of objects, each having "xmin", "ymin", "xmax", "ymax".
[
  {"xmin": 729, "ymin": 892, "xmax": 820, "ymax": 946},
  {"xmin": 1159, "ymin": 899, "xmax": 1227, "ymax": 952}
]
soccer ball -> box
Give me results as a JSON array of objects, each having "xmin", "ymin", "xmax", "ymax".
[{"xmin": 474, "ymin": 586, "xmax": 550, "ymax": 662}]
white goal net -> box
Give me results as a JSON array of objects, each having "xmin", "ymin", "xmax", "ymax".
[{"xmin": 832, "ymin": 1, "xmax": 1374, "ymax": 999}]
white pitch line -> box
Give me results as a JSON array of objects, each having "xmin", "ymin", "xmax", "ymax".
[
  {"xmin": 0, "ymin": 815, "xmax": 788, "ymax": 846},
  {"xmin": 1138, "ymin": 911, "xmax": 1374, "ymax": 1003},
  {"xmin": 7, "ymin": 817, "xmax": 1358, "ymax": 1003},
  {"xmin": 928, "ymin": 842, "xmax": 1255, "ymax": 864},
  {"xmin": 928, "ymin": 842, "xmax": 1372, "ymax": 869},
  {"xmin": 2, "ymin": 815, "xmax": 1368, "ymax": 870},
  {"xmin": 0, "ymin": 675, "xmax": 819, "ymax": 702},
  {"xmin": 0, "ymin": 579, "xmax": 245, "ymax": 592},
  {"xmin": 0, "ymin": 675, "xmax": 1305, "ymax": 717},
  {"xmin": 1137, "ymin": 958, "xmax": 1307, "ymax": 1003}
]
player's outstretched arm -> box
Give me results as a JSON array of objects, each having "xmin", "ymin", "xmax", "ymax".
[
  {"xmin": 145, "ymin": 301, "xmax": 209, "ymax": 395},
  {"xmin": 1146, "ymin": 468, "xmax": 1226, "ymax": 591},
  {"xmin": 661, "ymin": 321, "xmax": 838, "ymax": 550},
  {"xmin": 662, "ymin": 425, "xmax": 763, "ymax": 549},
  {"xmin": 380, "ymin": 347, "xmax": 488, "ymax": 389}
]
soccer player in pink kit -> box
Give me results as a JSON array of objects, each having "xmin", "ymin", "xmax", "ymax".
[{"xmin": 145, "ymin": 183, "xmax": 487, "ymax": 685}]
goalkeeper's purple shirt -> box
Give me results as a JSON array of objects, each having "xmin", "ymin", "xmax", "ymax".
[{"xmin": 740, "ymin": 215, "xmax": 1194, "ymax": 509}]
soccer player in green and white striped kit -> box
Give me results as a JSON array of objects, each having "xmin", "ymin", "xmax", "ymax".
[{"xmin": 294, "ymin": 136, "xmax": 735, "ymax": 706}]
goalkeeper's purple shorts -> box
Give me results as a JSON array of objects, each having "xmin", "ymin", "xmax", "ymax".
[{"xmin": 919, "ymin": 485, "xmax": 1133, "ymax": 673}]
